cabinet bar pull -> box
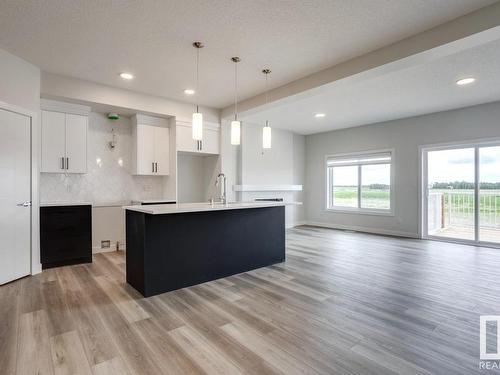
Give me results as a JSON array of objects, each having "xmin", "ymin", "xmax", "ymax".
[
  {"xmin": 155, "ymin": 162, "xmax": 158, "ymax": 173},
  {"xmin": 152, "ymin": 162, "xmax": 154, "ymax": 173},
  {"xmin": 61, "ymin": 157, "xmax": 65, "ymax": 169},
  {"xmin": 66, "ymin": 157, "xmax": 69, "ymax": 170}
]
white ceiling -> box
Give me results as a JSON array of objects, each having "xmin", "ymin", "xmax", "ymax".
[
  {"xmin": 0, "ymin": 0, "xmax": 495, "ymax": 109},
  {"xmin": 242, "ymin": 38, "xmax": 500, "ymax": 134}
]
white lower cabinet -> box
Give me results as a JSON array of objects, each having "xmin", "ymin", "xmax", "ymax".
[
  {"xmin": 176, "ymin": 122, "xmax": 220, "ymax": 154},
  {"xmin": 41, "ymin": 109, "xmax": 88, "ymax": 173}
]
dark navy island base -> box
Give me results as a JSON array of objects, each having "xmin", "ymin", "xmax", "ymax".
[{"xmin": 126, "ymin": 206, "xmax": 285, "ymax": 297}]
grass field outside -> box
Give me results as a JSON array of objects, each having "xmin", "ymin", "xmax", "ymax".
[{"xmin": 332, "ymin": 186, "xmax": 390, "ymax": 209}]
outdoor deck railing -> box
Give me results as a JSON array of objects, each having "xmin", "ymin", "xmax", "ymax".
[{"xmin": 428, "ymin": 190, "xmax": 500, "ymax": 231}]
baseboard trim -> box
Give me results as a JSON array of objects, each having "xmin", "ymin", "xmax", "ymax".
[
  {"xmin": 304, "ymin": 221, "xmax": 419, "ymax": 239},
  {"xmin": 286, "ymin": 220, "xmax": 308, "ymax": 229},
  {"xmin": 32, "ymin": 263, "xmax": 42, "ymax": 275},
  {"xmin": 92, "ymin": 244, "xmax": 126, "ymax": 254}
]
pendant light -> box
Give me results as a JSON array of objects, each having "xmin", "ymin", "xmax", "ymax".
[
  {"xmin": 231, "ymin": 57, "xmax": 241, "ymax": 145},
  {"xmin": 262, "ymin": 69, "xmax": 272, "ymax": 149},
  {"xmin": 192, "ymin": 42, "xmax": 204, "ymax": 141}
]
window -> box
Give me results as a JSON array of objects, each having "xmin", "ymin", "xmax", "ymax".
[{"xmin": 326, "ymin": 150, "xmax": 393, "ymax": 214}]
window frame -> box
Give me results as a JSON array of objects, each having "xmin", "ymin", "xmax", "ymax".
[{"xmin": 324, "ymin": 149, "xmax": 395, "ymax": 216}]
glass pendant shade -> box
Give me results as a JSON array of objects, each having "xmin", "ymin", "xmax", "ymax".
[
  {"xmin": 231, "ymin": 120, "xmax": 241, "ymax": 145},
  {"xmin": 192, "ymin": 112, "xmax": 203, "ymax": 140},
  {"xmin": 262, "ymin": 124, "xmax": 271, "ymax": 149}
]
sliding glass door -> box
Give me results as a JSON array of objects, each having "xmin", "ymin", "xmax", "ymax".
[
  {"xmin": 479, "ymin": 146, "xmax": 500, "ymax": 243},
  {"xmin": 423, "ymin": 142, "xmax": 500, "ymax": 246}
]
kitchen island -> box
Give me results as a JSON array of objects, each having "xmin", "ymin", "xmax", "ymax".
[{"xmin": 124, "ymin": 202, "xmax": 287, "ymax": 297}]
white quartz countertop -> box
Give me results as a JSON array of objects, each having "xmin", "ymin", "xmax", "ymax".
[
  {"xmin": 40, "ymin": 201, "xmax": 93, "ymax": 207},
  {"xmin": 123, "ymin": 201, "xmax": 301, "ymax": 215},
  {"xmin": 131, "ymin": 199, "xmax": 177, "ymax": 204}
]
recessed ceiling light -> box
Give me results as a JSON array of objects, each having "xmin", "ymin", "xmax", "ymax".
[
  {"xmin": 315, "ymin": 113, "xmax": 326, "ymax": 118},
  {"xmin": 184, "ymin": 89, "xmax": 195, "ymax": 95},
  {"xmin": 119, "ymin": 72, "xmax": 134, "ymax": 80},
  {"xmin": 456, "ymin": 77, "xmax": 475, "ymax": 86}
]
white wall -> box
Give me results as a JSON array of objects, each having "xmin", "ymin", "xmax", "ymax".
[
  {"xmin": 177, "ymin": 153, "xmax": 219, "ymax": 203},
  {"xmin": 40, "ymin": 112, "xmax": 164, "ymax": 204},
  {"xmin": 219, "ymin": 121, "xmax": 305, "ymax": 227},
  {"xmin": 0, "ymin": 48, "xmax": 41, "ymax": 273},
  {"xmin": 305, "ymin": 100, "xmax": 500, "ymax": 237},
  {"xmin": 0, "ymin": 48, "xmax": 40, "ymax": 111},
  {"xmin": 92, "ymin": 206, "xmax": 125, "ymax": 252},
  {"xmin": 42, "ymin": 72, "xmax": 220, "ymax": 123},
  {"xmin": 177, "ymin": 154, "xmax": 206, "ymax": 203}
]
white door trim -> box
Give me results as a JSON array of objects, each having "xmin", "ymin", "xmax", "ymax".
[{"xmin": 0, "ymin": 100, "xmax": 41, "ymax": 275}]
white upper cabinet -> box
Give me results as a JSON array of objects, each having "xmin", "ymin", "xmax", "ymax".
[
  {"xmin": 65, "ymin": 114, "xmax": 88, "ymax": 173},
  {"xmin": 176, "ymin": 122, "xmax": 220, "ymax": 155},
  {"xmin": 132, "ymin": 114, "xmax": 170, "ymax": 176},
  {"xmin": 154, "ymin": 126, "xmax": 170, "ymax": 175},
  {"xmin": 41, "ymin": 100, "xmax": 89, "ymax": 174},
  {"xmin": 202, "ymin": 128, "xmax": 220, "ymax": 155},
  {"xmin": 41, "ymin": 110, "xmax": 66, "ymax": 173},
  {"xmin": 135, "ymin": 123, "xmax": 156, "ymax": 175},
  {"xmin": 176, "ymin": 123, "xmax": 198, "ymax": 153}
]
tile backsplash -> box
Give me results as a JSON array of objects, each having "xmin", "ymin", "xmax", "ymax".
[{"xmin": 40, "ymin": 112, "xmax": 164, "ymax": 205}]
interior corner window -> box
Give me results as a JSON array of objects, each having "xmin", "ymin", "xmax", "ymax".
[{"xmin": 327, "ymin": 151, "xmax": 392, "ymax": 212}]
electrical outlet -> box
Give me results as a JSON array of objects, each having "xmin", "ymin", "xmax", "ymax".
[{"xmin": 101, "ymin": 240, "xmax": 111, "ymax": 248}]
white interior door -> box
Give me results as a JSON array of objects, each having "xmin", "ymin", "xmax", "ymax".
[
  {"xmin": 154, "ymin": 126, "xmax": 170, "ymax": 175},
  {"xmin": 65, "ymin": 113, "xmax": 87, "ymax": 173},
  {"xmin": 0, "ymin": 108, "xmax": 31, "ymax": 284}
]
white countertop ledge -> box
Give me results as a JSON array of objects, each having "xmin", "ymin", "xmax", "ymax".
[
  {"xmin": 131, "ymin": 199, "xmax": 177, "ymax": 204},
  {"xmin": 123, "ymin": 201, "xmax": 301, "ymax": 215},
  {"xmin": 41, "ymin": 201, "xmax": 93, "ymax": 207}
]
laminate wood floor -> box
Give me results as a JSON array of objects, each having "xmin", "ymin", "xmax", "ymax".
[{"xmin": 2, "ymin": 226, "xmax": 500, "ymax": 375}]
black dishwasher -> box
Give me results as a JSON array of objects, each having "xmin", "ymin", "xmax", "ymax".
[{"xmin": 40, "ymin": 204, "xmax": 92, "ymax": 269}]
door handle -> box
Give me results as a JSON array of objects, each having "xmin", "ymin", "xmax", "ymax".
[{"xmin": 17, "ymin": 201, "xmax": 32, "ymax": 207}]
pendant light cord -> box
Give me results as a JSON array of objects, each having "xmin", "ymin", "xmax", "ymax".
[
  {"xmin": 234, "ymin": 61, "xmax": 238, "ymax": 121},
  {"xmin": 196, "ymin": 47, "xmax": 200, "ymax": 113},
  {"xmin": 265, "ymin": 72, "xmax": 269, "ymax": 106},
  {"xmin": 263, "ymin": 69, "xmax": 271, "ymax": 127}
]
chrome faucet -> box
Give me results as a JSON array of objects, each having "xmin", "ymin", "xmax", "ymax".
[{"xmin": 215, "ymin": 173, "xmax": 227, "ymax": 204}]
